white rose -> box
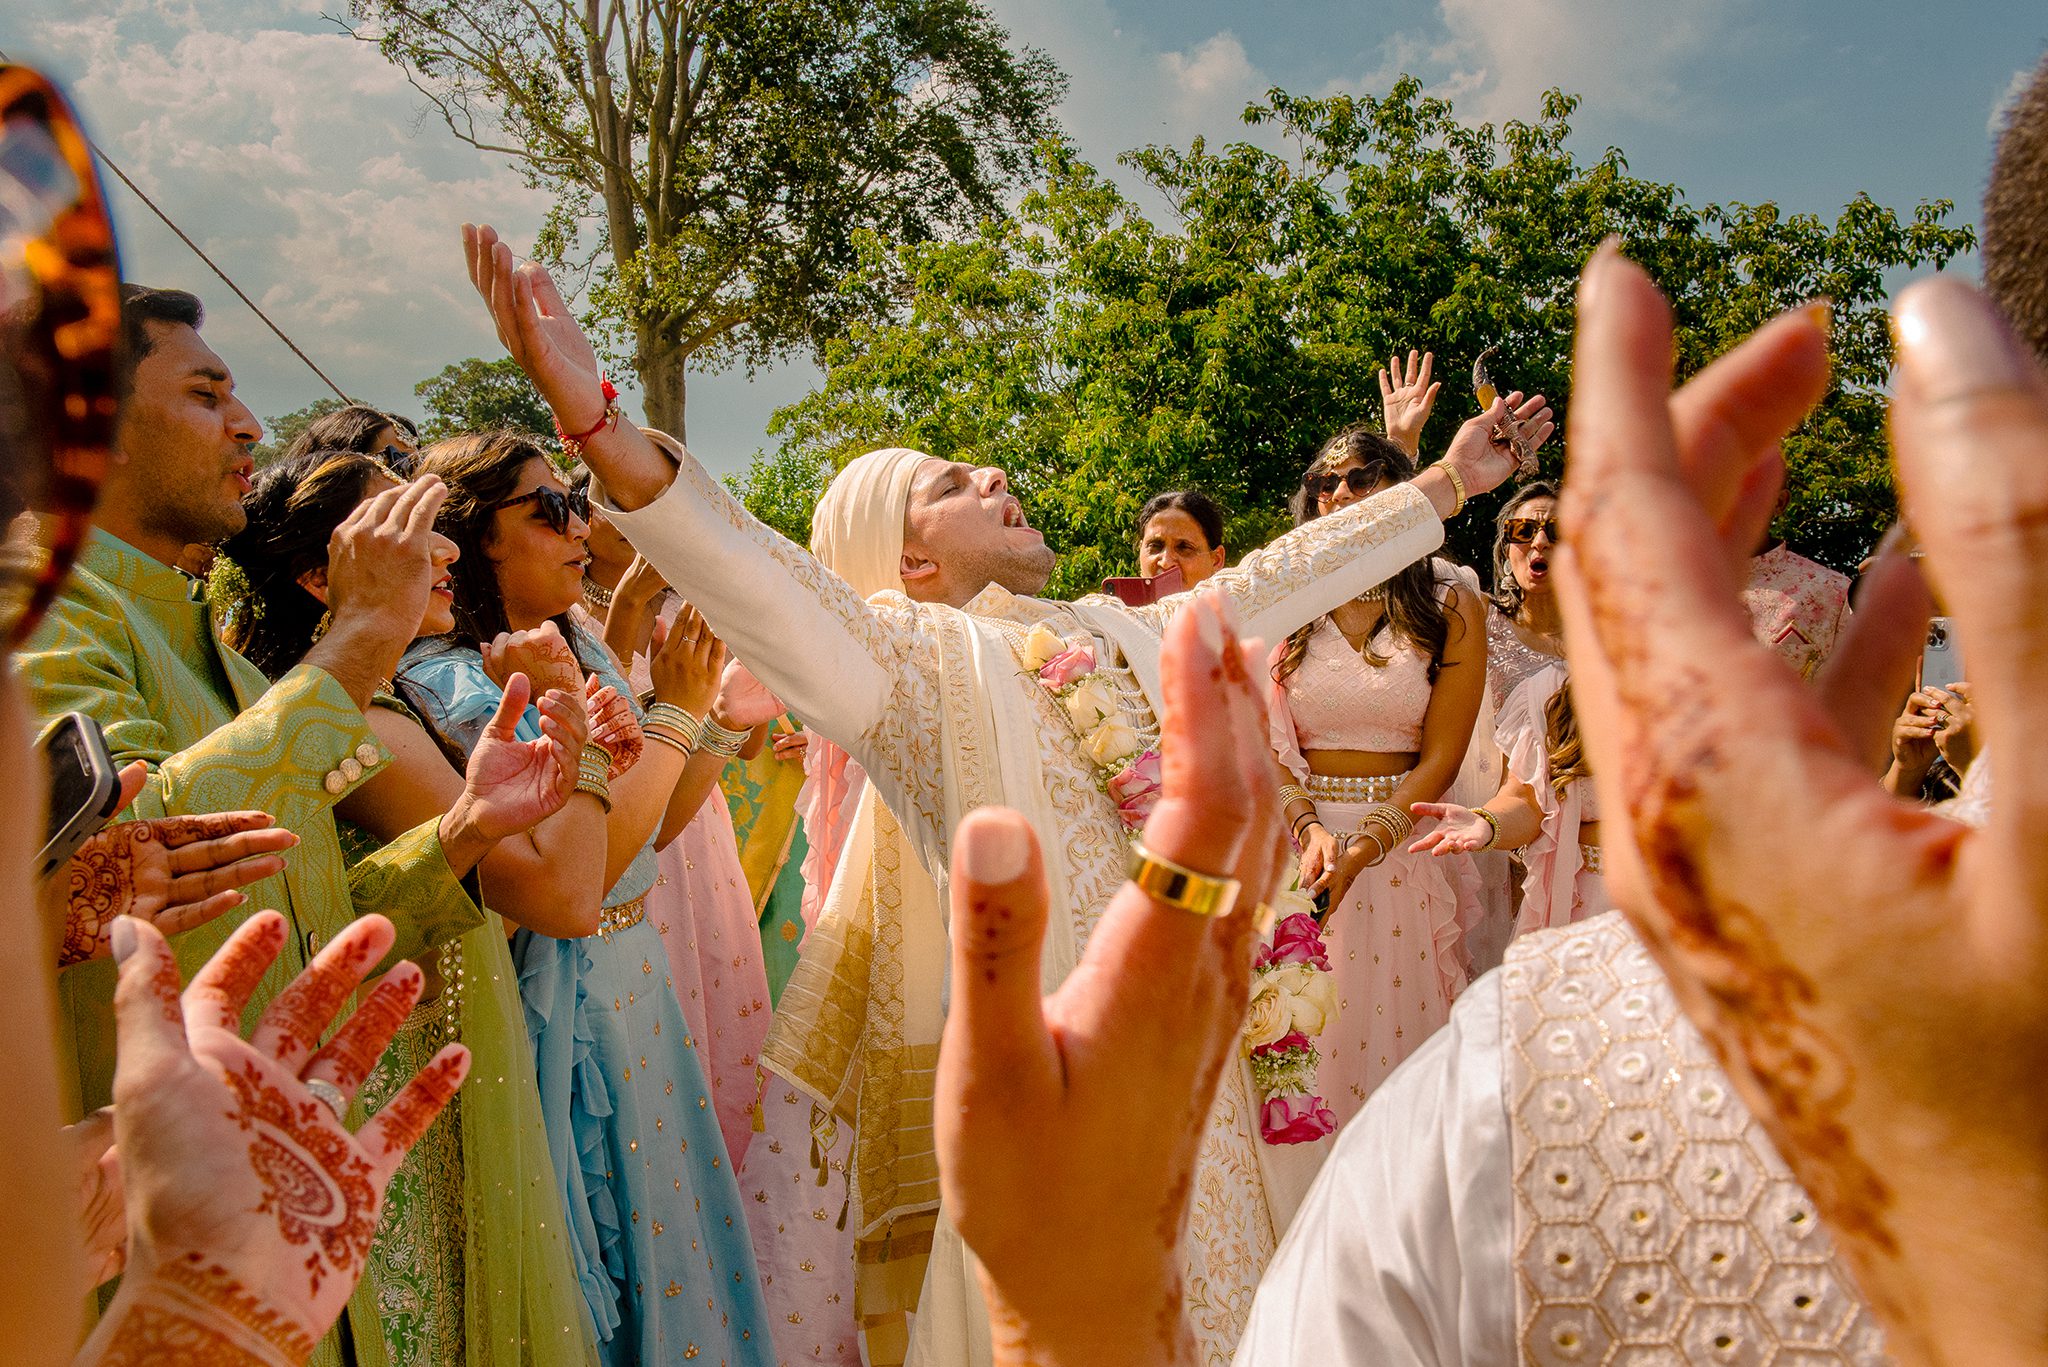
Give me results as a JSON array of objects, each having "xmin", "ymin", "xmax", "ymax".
[
  {"xmin": 1086, "ymin": 719, "xmax": 1142, "ymax": 766},
  {"xmin": 1065, "ymin": 677, "xmax": 1118, "ymax": 732},
  {"xmin": 1275, "ymin": 962, "xmax": 1339, "ymax": 1036},
  {"xmin": 1020, "ymin": 622, "xmax": 1065, "ymax": 671},
  {"xmin": 1243, "ymin": 975, "xmax": 1290, "ymax": 1048},
  {"xmin": 1268, "ymin": 887, "xmax": 1317, "ymax": 926}
]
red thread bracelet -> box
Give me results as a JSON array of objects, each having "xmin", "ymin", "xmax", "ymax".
[{"xmin": 555, "ymin": 376, "xmax": 622, "ymax": 451}]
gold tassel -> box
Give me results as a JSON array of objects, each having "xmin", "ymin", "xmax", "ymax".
[{"xmin": 749, "ymin": 1067, "xmax": 767, "ymax": 1133}]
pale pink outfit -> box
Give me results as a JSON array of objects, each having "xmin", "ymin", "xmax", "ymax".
[
  {"xmin": 1497, "ymin": 663, "xmax": 1611, "ymax": 939},
  {"xmin": 731, "ymin": 730, "xmax": 864, "ymax": 1365},
  {"xmin": 1742, "ymin": 544, "xmax": 1851, "ymax": 678},
  {"xmin": 1267, "ymin": 566, "xmax": 1472, "ymax": 1125},
  {"xmin": 595, "ymin": 602, "xmax": 774, "ymax": 1166}
]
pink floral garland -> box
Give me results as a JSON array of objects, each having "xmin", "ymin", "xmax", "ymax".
[
  {"xmin": 1244, "ymin": 898, "xmax": 1339, "ymax": 1144},
  {"xmin": 1016, "ymin": 622, "xmax": 1161, "ymax": 831}
]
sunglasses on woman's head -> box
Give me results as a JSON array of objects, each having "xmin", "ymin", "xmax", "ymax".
[
  {"xmin": 494, "ymin": 485, "xmax": 590, "ymax": 536},
  {"xmin": 1502, "ymin": 517, "xmax": 1562, "ymax": 546},
  {"xmin": 1304, "ymin": 468, "xmax": 1380, "ymax": 501}
]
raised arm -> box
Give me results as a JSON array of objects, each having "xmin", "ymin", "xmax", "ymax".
[{"xmin": 1139, "ymin": 397, "xmax": 1553, "ymax": 647}]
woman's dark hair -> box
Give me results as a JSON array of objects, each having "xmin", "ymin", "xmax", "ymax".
[
  {"xmin": 211, "ymin": 450, "xmax": 391, "ymax": 679},
  {"xmin": 1135, "ymin": 489, "xmax": 1226, "ymax": 555},
  {"xmin": 282, "ymin": 404, "xmax": 418, "ymax": 468},
  {"xmin": 1273, "ymin": 425, "xmax": 1459, "ymax": 684},
  {"xmin": 414, "ymin": 431, "xmax": 584, "ymax": 656},
  {"xmin": 1490, "ymin": 480, "xmax": 1560, "ymax": 616}
]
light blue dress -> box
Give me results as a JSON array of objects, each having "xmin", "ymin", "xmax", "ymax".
[{"xmin": 398, "ymin": 633, "xmax": 775, "ymax": 1367}]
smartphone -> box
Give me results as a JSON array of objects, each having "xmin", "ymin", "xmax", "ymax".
[
  {"xmin": 1921, "ymin": 617, "xmax": 1964, "ymax": 689},
  {"xmin": 36, "ymin": 711, "xmax": 123, "ymax": 879},
  {"xmin": 1102, "ymin": 562, "xmax": 1186, "ymax": 607}
]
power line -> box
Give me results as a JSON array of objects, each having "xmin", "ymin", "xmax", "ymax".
[{"xmin": 3, "ymin": 50, "xmax": 353, "ymax": 403}]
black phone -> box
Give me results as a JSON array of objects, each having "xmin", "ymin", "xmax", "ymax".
[{"xmin": 36, "ymin": 711, "xmax": 123, "ymax": 879}]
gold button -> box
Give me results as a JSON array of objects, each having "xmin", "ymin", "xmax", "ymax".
[
  {"xmin": 339, "ymin": 757, "xmax": 363, "ymax": 783},
  {"xmin": 323, "ymin": 770, "xmax": 347, "ymax": 795},
  {"xmin": 355, "ymin": 742, "xmax": 380, "ymax": 767}
]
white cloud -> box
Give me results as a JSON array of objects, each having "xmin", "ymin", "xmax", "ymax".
[
  {"xmin": 1157, "ymin": 32, "xmax": 1262, "ymax": 127},
  {"xmin": 15, "ymin": 1, "xmax": 548, "ymax": 435},
  {"xmin": 1356, "ymin": 0, "xmax": 1747, "ymax": 127}
]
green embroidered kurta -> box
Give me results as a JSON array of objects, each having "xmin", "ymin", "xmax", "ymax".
[{"xmin": 21, "ymin": 530, "xmax": 487, "ymax": 1367}]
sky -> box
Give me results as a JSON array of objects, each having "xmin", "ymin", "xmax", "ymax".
[{"xmin": 6, "ymin": 0, "xmax": 2042, "ymax": 479}]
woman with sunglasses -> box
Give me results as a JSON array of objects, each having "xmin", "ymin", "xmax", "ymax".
[
  {"xmin": 1268, "ymin": 425, "xmax": 1493, "ymax": 1124},
  {"xmin": 396, "ymin": 432, "xmax": 776, "ymax": 1367},
  {"xmin": 212, "ymin": 448, "xmax": 608, "ymax": 1367}
]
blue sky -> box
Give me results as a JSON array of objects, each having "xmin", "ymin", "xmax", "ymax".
[{"xmin": 6, "ymin": 0, "xmax": 2041, "ymax": 476}]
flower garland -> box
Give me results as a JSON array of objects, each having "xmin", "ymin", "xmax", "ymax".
[
  {"xmin": 1015, "ymin": 621, "xmax": 1161, "ymax": 831},
  {"xmin": 1243, "ymin": 892, "xmax": 1339, "ymax": 1144}
]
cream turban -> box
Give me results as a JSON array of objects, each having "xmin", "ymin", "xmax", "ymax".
[{"xmin": 809, "ymin": 446, "xmax": 938, "ymax": 599}]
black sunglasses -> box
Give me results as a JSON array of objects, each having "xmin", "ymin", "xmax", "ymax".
[
  {"xmin": 1304, "ymin": 468, "xmax": 1380, "ymax": 501},
  {"xmin": 1502, "ymin": 516, "xmax": 1562, "ymax": 546},
  {"xmin": 494, "ymin": 485, "xmax": 589, "ymax": 535}
]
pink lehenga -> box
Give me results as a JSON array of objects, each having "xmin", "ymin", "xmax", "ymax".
[
  {"xmin": 1497, "ymin": 663, "xmax": 1611, "ymax": 939},
  {"xmin": 731, "ymin": 728, "xmax": 865, "ymax": 1365},
  {"xmin": 591, "ymin": 602, "xmax": 775, "ymax": 1166},
  {"xmin": 1267, "ymin": 584, "xmax": 1472, "ymax": 1127}
]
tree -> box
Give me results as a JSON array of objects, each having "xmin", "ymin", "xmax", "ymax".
[
  {"xmin": 250, "ymin": 396, "xmax": 347, "ymax": 467},
  {"xmin": 742, "ymin": 80, "xmax": 1975, "ymax": 595},
  {"xmin": 414, "ymin": 356, "xmax": 554, "ymax": 440},
  {"xmin": 343, "ymin": 0, "xmax": 1066, "ymax": 438}
]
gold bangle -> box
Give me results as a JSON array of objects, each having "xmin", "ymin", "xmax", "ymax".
[
  {"xmin": 1440, "ymin": 463, "xmax": 1467, "ymax": 517},
  {"xmin": 1472, "ymin": 807, "xmax": 1502, "ymax": 850},
  {"xmin": 1127, "ymin": 840, "xmax": 1242, "ymax": 919}
]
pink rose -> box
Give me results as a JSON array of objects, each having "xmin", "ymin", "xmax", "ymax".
[
  {"xmin": 1250, "ymin": 1031, "xmax": 1313, "ymax": 1061},
  {"xmin": 1261, "ymin": 1094, "xmax": 1339, "ymax": 1145},
  {"xmin": 1107, "ymin": 748, "xmax": 1162, "ymax": 827},
  {"xmin": 1038, "ymin": 641, "xmax": 1097, "ymax": 688},
  {"xmin": 1255, "ymin": 912, "xmax": 1332, "ymax": 972}
]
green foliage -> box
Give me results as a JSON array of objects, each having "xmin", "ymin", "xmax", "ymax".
[
  {"xmin": 742, "ymin": 80, "xmax": 1975, "ymax": 593},
  {"xmin": 347, "ymin": 0, "xmax": 1065, "ymax": 435},
  {"xmin": 250, "ymin": 396, "xmax": 346, "ymax": 468},
  {"xmin": 414, "ymin": 356, "xmax": 553, "ymax": 441}
]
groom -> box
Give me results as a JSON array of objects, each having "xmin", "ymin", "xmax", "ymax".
[{"xmin": 460, "ymin": 221, "xmax": 1549, "ymax": 1366}]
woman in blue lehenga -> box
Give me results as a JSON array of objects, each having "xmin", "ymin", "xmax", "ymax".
[{"xmin": 398, "ymin": 432, "xmax": 773, "ymax": 1367}]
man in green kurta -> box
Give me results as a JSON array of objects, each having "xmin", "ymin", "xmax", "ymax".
[{"xmin": 20, "ymin": 286, "xmax": 490, "ymax": 1367}]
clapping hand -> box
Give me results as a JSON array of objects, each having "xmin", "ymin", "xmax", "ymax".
[
  {"xmin": 712, "ymin": 657, "xmax": 785, "ymax": 732},
  {"xmin": 1556, "ymin": 248, "xmax": 2048, "ymax": 1363},
  {"xmin": 76, "ymin": 911, "xmax": 467, "ymax": 1365},
  {"xmin": 937, "ymin": 596, "xmax": 1287, "ymax": 1367},
  {"xmin": 56, "ymin": 762, "xmax": 298, "ymax": 968},
  {"xmin": 453, "ymin": 673, "xmax": 583, "ymax": 841},
  {"xmin": 584, "ymin": 678, "xmax": 643, "ymax": 778},
  {"xmin": 647, "ymin": 601, "xmax": 727, "ymax": 719},
  {"xmin": 481, "ymin": 620, "xmax": 583, "ymax": 698},
  {"xmin": 1378, "ymin": 349, "xmax": 1441, "ymax": 456},
  {"xmin": 311, "ymin": 477, "xmax": 450, "ymax": 706}
]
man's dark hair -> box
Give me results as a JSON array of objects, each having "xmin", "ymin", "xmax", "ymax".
[
  {"xmin": 117, "ymin": 284, "xmax": 204, "ymax": 394},
  {"xmin": 1984, "ymin": 53, "xmax": 2048, "ymax": 364}
]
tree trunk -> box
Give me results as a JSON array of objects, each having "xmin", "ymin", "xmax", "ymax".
[{"xmin": 635, "ymin": 332, "xmax": 688, "ymax": 441}]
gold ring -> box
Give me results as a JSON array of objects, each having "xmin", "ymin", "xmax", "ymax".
[{"xmin": 1128, "ymin": 840, "xmax": 1241, "ymax": 919}]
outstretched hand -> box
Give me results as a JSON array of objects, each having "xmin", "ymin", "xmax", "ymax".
[
  {"xmin": 455, "ymin": 672, "xmax": 582, "ymax": 841},
  {"xmin": 1440, "ymin": 389, "xmax": 1555, "ymax": 499},
  {"xmin": 1556, "ymin": 247, "xmax": 2048, "ymax": 1364},
  {"xmin": 1406, "ymin": 801, "xmax": 1491, "ymax": 856},
  {"xmin": 57, "ymin": 763, "xmax": 298, "ymax": 968},
  {"xmin": 937, "ymin": 595, "xmax": 1288, "ymax": 1367},
  {"xmin": 75, "ymin": 911, "xmax": 468, "ymax": 1367},
  {"xmin": 1378, "ymin": 349, "xmax": 1441, "ymax": 455}
]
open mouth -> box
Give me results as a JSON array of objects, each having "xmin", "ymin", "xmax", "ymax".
[
  {"xmin": 430, "ymin": 574, "xmax": 454, "ymax": 600},
  {"xmin": 229, "ymin": 457, "xmax": 255, "ymax": 495},
  {"xmin": 1526, "ymin": 554, "xmax": 1550, "ymax": 577}
]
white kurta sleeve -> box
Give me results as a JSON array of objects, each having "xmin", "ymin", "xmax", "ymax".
[
  {"xmin": 1118, "ymin": 482, "xmax": 1445, "ymax": 646},
  {"xmin": 601, "ymin": 431, "xmax": 949, "ymax": 841},
  {"xmin": 1234, "ymin": 968, "xmax": 1517, "ymax": 1367}
]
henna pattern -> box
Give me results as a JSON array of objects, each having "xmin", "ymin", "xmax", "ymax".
[
  {"xmin": 222, "ymin": 1059, "xmax": 378, "ymax": 1294},
  {"xmin": 368, "ymin": 1048, "xmax": 465, "ymax": 1156},
  {"xmin": 587, "ymin": 687, "xmax": 645, "ymax": 777},
  {"xmin": 157, "ymin": 1253, "xmax": 318, "ymax": 1362},
  {"xmin": 308, "ymin": 970, "xmax": 418, "ymax": 1093},
  {"xmin": 259, "ymin": 935, "xmax": 379, "ymax": 1060},
  {"xmin": 63, "ymin": 823, "xmax": 155, "ymax": 967},
  {"xmin": 93, "ymin": 1301, "xmax": 277, "ymax": 1367}
]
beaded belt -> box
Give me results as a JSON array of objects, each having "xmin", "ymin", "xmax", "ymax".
[
  {"xmin": 1303, "ymin": 771, "xmax": 1409, "ymax": 805},
  {"xmin": 597, "ymin": 894, "xmax": 647, "ymax": 942},
  {"xmin": 1579, "ymin": 843, "xmax": 1605, "ymax": 875}
]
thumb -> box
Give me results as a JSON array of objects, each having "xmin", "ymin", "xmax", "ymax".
[
  {"xmin": 114, "ymin": 761, "xmax": 149, "ymax": 816},
  {"xmin": 487, "ymin": 672, "xmax": 532, "ymax": 740},
  {"xmin": 109, "ymin": 918, "xmax": 189, "ymax": 1097},
  {"xmin": 941, "ymin": 809, "xmax": 1060, "ymax": 1100}
]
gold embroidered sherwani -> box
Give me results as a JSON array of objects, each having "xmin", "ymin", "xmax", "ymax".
[
  {"xmin": 21, "ymin": 531, "xmax": 485, "ymax": 1367},
  {"xmin": 605, "ymin": 436, "xmax": 1448, "ymax": 1366}
]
